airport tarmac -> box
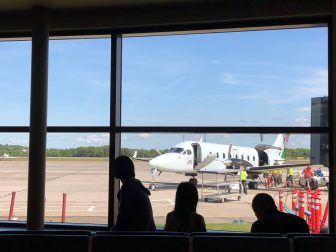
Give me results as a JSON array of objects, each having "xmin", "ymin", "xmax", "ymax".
[{"xmin": 0, "ymin": 160, "xmax": 329, "ymax": 227}]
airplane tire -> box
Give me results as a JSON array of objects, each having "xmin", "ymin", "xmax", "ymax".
[
  {"xmin": 149, "ymin": 183, "xmax": 156, "ymax": 191},
  {"xmin": 310, "ymin": 179, "xmax": 318, "ymax": 190},
  {"xmin": 248, "ymin": 181, "xmax": 258, "ymax": 190}
]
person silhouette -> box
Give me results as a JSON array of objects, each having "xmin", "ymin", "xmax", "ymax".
[
  {"xmin": 251, "ymin": 193, "xmax": 309, "ymax": 234},
  {"xmin": 113, "ymin": 156, "xmax": 156, "ymax": 231},
  {"xmin": 164, "ymin": 181, "xmax": 206, "ymax": 232}
]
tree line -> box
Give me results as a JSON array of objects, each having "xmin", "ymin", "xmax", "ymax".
[{"xmin": 0, "ymin": 144, "xmax": 309, "ymax": 159}]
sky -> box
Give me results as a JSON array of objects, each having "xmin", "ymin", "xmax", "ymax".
[{"xmin": 0, "ymin": 27, "xmax": 328, "ymax": 149}]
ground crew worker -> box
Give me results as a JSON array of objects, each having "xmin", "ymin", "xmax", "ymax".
[
  {"xmin": 286, "ymin": 167, "xmax": 294, "ymax": 187},
  {"xmin": 272, "ymin": 170, "xmax": 279, "ymax": 187},
  {"xmin": 240, "ymin": 165, "xmax": 247, "ymax": 195},
  {"xmin": 302, "ymin": 166, "xmax": 313, "ymax": 190},
  {"xmin": 278, "ymin": 169, "xmax": 283, "ymax": 186}
]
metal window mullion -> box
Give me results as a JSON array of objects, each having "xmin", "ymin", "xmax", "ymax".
[
  {"xmin": 329, "ymin": 2, "xmax": 335, "ymax": 233},
  {"xmin": 27, "ymin": 7, "xmax": 49, "ymax": 230},
  {"xmin": 108, "ymin": 34, "xmax": 122, "ymax": 229},
  {"xmin": 112, "ymin": 126, "xmax": 328, "ymax": 134}
]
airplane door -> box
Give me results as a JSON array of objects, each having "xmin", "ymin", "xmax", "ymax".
[{"xmin": 191, "ymin": 143, "xmax": 202, "ymax": 169}]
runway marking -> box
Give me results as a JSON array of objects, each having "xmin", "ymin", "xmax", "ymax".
[{"xmin": 88, "ymin": 206, "xmax": 96, "ymax": 212}]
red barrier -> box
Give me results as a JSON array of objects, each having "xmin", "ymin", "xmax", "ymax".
[
  {"xmin": 298, "ymin": 191, "xmax": 305, "ymax": 219},
  {"xmin": 311, "ymin": 192, "xmax": 316, "ymax": 233},
  {"xmin": 321, "ymin": 201, "xmax": 329, "ymax": 228},
  {"xmin": 315, "ymin": 192, "xmax": 321, "ymax": 233},
  {"xmin": 291, "ymin": 188, "xmax": 297, "ymax": 214},
  {"xmin": 61, "ymin": 193, "xmax": 67, "ymax": 223},
  {"xmin": 307, "ymin": 190, "xmax": 312, "ymax": 228},
  {"xmin": 279, "ymin": 189, "xmax": 284, "ymax": 212},
  {"xmin": 8, "ymin": 191, "xmax": 16, "ymax": 220},
  {"xmin": 267, "ymin": 174, "xmax": 271, "ymax": 189}
]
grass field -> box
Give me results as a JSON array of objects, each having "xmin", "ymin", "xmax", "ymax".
[{"xmin": 156, "ymin": 223, "xmax": 252, "ymax": 232}]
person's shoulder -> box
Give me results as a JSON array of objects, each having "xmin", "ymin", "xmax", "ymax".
[
  {"xmin": 166, "ymin": 211, "xmax": 175, "ymax": 220},
  {"xmin": 251, "ymin": 220, "xmax": 262, "ymax": 232}
]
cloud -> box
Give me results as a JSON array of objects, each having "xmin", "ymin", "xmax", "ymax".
[
  {"xmin": 76, "ymin": 133, "xmax": 109, "ymax": 145},
  {"xmin": 138, "ymin": 133, "xmax": 152, "ymax": 139},
  {"xmin": 8, "ymin": 137, "xmax": 29, "ymax": 146},
  {"xmin": 164, "ymin": 76, "xmax": 185, "ymax": 90},
  {"xmin": 296, "ymin": 107, "xmax": 310, "ymax": 112},
  {"xmin": 220, "ymin": 73, "xmax": 239, "ymax": 85},
  {"xmin": 299, "ymin": 69, "xmax": 328, "ymax": 97},
  {"xmin": 287, "ymin": 134, "xmax": 310, "ymax": 148},
  {"xmin": 293, "ymin": 117, "xmax": 310, "ymax": 127}
]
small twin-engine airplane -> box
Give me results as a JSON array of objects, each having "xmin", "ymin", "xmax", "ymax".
[
  {"xmin": 134, "ymin": 134, "xmax": 308, "ymax": 190},
  {"xmin": 0, "ymin": 153, "xmax": 18, "ymax": 161}
]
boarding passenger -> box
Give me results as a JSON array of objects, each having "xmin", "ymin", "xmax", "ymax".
[
  {"xmin": 113, "ymin": 156, "xmax": 156, "ymax": 231},
  {"xmin": 302, "ymin": 166, "xmax": 313, "ymax": 190},
  {"xmin": 250, "ymin": 193, "xmax": 309, "ymax": 234},
  {"xmin": 164, "ymin": 182, "xmax": 206, "ymax": 233}
]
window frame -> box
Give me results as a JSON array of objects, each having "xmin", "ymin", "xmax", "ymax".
[{"xmin": 0, "ymin": 16, "xmax": 333, "ymax": 232}]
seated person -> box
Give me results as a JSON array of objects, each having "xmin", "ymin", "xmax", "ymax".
[
  {"xmin": 113, "ymin": 156, "xmax": 156, "ymax": 231},
  {"xmin": 164, "ymin": 182, "xmax": 206, "ymax": 233},
  {"xmin": 251, "ymin": 193, "xmax": 309, "ymax": 234}
]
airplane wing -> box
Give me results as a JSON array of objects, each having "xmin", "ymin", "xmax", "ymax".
[
  {"xmin": 247, "ymin": 163, "xmax": 309, "ymax": 173},
  {"xmin": 132, "ymin": 151, "xmax": 152, "ymax": 162}
]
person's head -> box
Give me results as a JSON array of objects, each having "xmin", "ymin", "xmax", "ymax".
[
  {"xmin": 114, "ymin": 156, "xmax": 135, "ymax": 180},
  {"xmin": 174, "ymin": 182, "xmax": 199, "ymax": 217},
  {"xmin": 251, "ymin": 193, "xmax": 277, "ymax": 220},
  {"xmin": 307, "ymin": 166, "xmax": 311, "ymax": 169}
]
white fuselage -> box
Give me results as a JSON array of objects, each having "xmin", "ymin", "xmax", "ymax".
[{"xmin": 149, "ymin": 141, "xmax": 262, "ymax": 174}]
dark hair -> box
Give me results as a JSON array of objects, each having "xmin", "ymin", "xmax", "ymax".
[
  {"xmin": 252, "ymin": 193, "xmax": 277, "ymax": 213},
  {"xmin": 174, "ymin": 182, "xmax": 199, "ymax": 218},
  {"xmin": 114, "ymin": 156, "xmax": 135, "ymax": 179}
]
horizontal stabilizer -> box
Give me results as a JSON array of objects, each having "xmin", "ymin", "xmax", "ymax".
[{"xmin": 255, "ymin": 144, "xmax": 281, "ymax": 151}]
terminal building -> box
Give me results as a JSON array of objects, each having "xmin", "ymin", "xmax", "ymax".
[{"xmin": 0, "ymin": 0, "xmax": 335, "ymax": 251}]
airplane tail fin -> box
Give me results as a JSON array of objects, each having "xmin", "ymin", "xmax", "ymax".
[{"xmin": 272, "ymin": 134, "xmax": 289, "ymax": 159}]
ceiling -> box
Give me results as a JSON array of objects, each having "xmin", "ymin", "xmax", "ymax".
[{"xmin": 0, "ymin": 0, "xmax": 201, "ymax": 11}]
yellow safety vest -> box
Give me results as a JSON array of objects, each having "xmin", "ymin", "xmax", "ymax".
[
  {"xmin": 240, "ymin": 170, "xmax": 247, "ymax": 180},
  {"xmin": 289, "ymin": 168, "xmax": 294, "ymax": 176}
]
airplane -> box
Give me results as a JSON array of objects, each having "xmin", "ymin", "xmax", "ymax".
[
  {"xmin": 134, "ymin": 134, "xmax": 309, "ymax": 190},
  {"xmin": 0, "ymin": 153, "xmax": 18, "ymax": 161}
]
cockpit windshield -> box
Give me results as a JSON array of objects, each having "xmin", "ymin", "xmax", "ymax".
[{"xmin": 169, "ymin": 147, "xmax": 184, "ymax": 153}]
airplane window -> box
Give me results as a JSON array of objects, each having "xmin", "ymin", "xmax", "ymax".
[
  {"xmin": 169, "ymin": 147, "xmax": 184, "ymax": 153},
  {"xmin": 216, "ymin": 152, "xmax": 219, "ymax": 158},
  {"xmin": 253, "ymin": 156, "xmax": 255, "ymax": 161},
  {"xmin": 187, "ymin": 150, "xmax": 192, "ymax": 155},
  {"xmin": 241, "ymin": 155, "xmax": 244, "ymax": 160},
  {"xmin": 235, "ymin": 154, "xmax": 238, "ymax": 159},
  {"xmin": 229, "ymin": 154, "xmax": 232, "ymax": 158},
  {"xmin": 223, "ymin": 153, "xmax": 225, "ymax": 159},
  {"xmin": 247, "ymin": 155, "xmax": 250, "ymax": 161},
  {"xmin": 183, "ymin": 151, "xmax": 186, "ymax": 155}
]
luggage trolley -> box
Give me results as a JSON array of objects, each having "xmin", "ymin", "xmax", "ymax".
[{"xmin": 200, "ymin": 171, "xmax": 242, "ymax": 203}]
